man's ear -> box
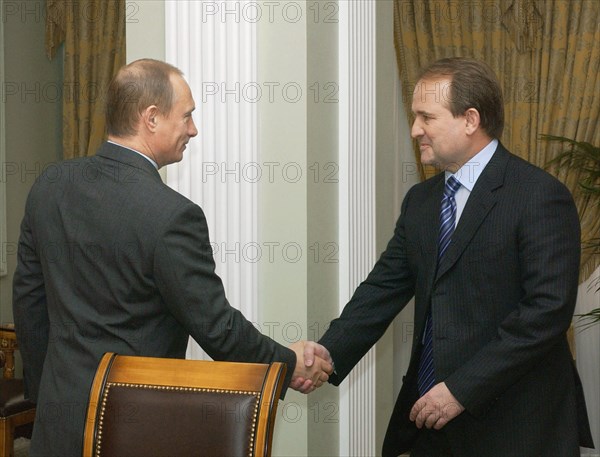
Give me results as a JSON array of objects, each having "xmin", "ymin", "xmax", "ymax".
[
  {"xmin": 464, "ymin": 108, "xmax": 481, "ymax": 135},
  {"xmin": 141, "ymin": 105, "xmax": 160, "ymax": 132}
]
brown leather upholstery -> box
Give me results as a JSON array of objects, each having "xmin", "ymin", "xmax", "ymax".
[
  {"xmin": 0, "ymin": 379, "xmax": 31, "ymax": 417},
  {"xmin": 83, "ymin": 353, "xmax": 286, "ymax": 457},
  {"xmin": 0, "ymin": 326, "xmax": 36, "ymax": 457}
]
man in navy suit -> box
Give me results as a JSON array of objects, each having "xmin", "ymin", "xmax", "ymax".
[
  {"xmin": 301, "ymin": 57, "xmax": 594, "ymax": 456},
  {"xmin": 13, "ymin": 59, "xmax": 332, "ymax": 456}
]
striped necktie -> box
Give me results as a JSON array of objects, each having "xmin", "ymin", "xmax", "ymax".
[{"xmin": 417, "ymin": 175, "xmax": 462, "ymax": 396}]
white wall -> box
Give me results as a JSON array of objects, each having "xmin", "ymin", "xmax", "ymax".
[
  {"xmin": 126, "ymin": 1, "xmax": 165, "ymax": 62},
  {"xmin": 125, "ymin": 0, "xmax": 167, "ymax": 181},
  {"xmin": 577, "ymin": 267, "xmax": 600, "ymax": 456},
  {"xmin": 376, "ymin": 2, "xmax": 420, "ymax": 452},
  {"xmin": 0, "ymin": 0, "xmax": 63, "ymax": 323},
  {"xmin": 307, "ymin": 3, "xmax": 340, "ymax": 455},
  {"xmin": 256, "ymin": 3, "xmax": 310, "ymax": 455},
  {"xmin": 0, "ymin": 9, "xmax": 6, "ymax": 280}
]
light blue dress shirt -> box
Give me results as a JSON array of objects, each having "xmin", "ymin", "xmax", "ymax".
[{"xmin": 446, "ymin": 139, "xmax": 498, "ymax": 225}]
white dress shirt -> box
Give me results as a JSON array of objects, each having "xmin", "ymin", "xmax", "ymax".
[{"xmin": 108, "ymin": 140, "xmax": 159, "ymax": 169}]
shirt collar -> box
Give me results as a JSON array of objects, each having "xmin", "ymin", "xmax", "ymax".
[
  {"xmin": 107, "ymin": 140, "xmax": 159, "ymax": 169},
  {"xmin": 445, "ymin": 139, "xmax": 498, "ymax": 191}
]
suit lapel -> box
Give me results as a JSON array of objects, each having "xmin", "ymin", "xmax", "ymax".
[{"xmin": 435, "ymin": 145, "xmax": 509, "ymax": 281}]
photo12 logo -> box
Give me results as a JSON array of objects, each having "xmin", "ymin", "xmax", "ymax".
[
  {"xmin": 201, "ymin": 81, "xmax": 338, "ymax": 104},
  {"xmin": 210, "ymin": 241, "xmax": 339, "ymax": 264},
  {"xmin": 201, "ymin": 161, "xmax": 338, "ymax": 184},
  {"xmin": 2, "ymin": 2, "xmax": 140, "ymax": 24},
  {"xmin": 197, "ymin": 2, "xmax": 338, "ymax": 24}
]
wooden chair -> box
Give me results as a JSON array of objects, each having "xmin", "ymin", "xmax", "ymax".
[
  {"xmin": 567, "ymin": 322, "xmax": 576, "ymax": 360},
  {"xmin": 0, "ymin": 325, "xmax": 36, "ymax": 457},
  {"xmin": 83, "ymin": 353, "xmax": 287, "ymax": 457}
]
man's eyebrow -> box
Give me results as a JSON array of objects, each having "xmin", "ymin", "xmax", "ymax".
[{"xmin": 413, "ymin": 109, "xmax": 434, "ymax": 117}]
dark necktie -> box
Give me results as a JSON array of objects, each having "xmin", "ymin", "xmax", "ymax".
[{"xmin": 417, "ymin": 175, "xmax": 462, "ymax": 396}]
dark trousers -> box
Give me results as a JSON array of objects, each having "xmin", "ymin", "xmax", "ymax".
[{"xmin": 410, "ymin": 428, "xmax": 454, "ymax": 457}]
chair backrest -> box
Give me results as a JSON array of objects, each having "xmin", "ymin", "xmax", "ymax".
[
  {"xmin": 83, "ymin": 353, "xmax": 287, "ymax": 457},
  {"xmin": 0, "ymin": 325, "xmax": 37, "ymax": 446}
]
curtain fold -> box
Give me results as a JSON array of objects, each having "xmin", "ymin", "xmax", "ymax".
[
  {"xmin": 45, "ymin": 0, "xmax": 126, "ymax": 159},
  {"xmin": 393, "ymin": 0, "xmax": 600, "ymax": 282},
  {"xmin": 45, "ymin": 0, "xmax": 66, "ymax": 59}
]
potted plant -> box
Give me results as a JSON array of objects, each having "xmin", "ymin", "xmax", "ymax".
[{"xmin": 542, "ymin": 134, "xmax": 600, "ymax": 329}]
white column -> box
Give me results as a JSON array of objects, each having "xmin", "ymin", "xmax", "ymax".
[
  {"xmin": 338, "ymin": 1, "xmax": 377, "ymax": 455},
  {"xmin": 164, "ymin": 1, "xmax": 258, "ymax": 360}
]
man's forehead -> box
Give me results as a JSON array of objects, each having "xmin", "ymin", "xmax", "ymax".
[
  {"xmin": 170, "ymin": 74, "xmax": 194, "ymax": 102},
  {"xmin": 170, "ymin": 73, "xmax": 189, "ymax": 91},
  {"xmin": 412, "ymin": 77, "xmax": 453, "ymax": 107}
]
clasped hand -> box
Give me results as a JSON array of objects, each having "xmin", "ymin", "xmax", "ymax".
[
  {"xmin": 289, "ymin": 340, "xmax": 333, "ymax": 394},
  {"xmin": 409, "ymin": 382, "xmax": 465, "ymax": 429}
]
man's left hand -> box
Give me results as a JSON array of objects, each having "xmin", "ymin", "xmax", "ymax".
[{"xmin": 409, "ymin": 382, "xmax": 465, "ymax": 430}]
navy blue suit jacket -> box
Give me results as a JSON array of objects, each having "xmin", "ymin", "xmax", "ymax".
[{"xmin": 320, "ymin": 144, "xmax": 594, "ymax": 456}]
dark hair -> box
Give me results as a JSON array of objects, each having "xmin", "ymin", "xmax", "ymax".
[
  {"xmin": 106, "ymin": 59, "xmax": 184, "ymax": 137},
  {"xmin": 418, "ymin": 57, "xmax": 504, "ymax": 138}
]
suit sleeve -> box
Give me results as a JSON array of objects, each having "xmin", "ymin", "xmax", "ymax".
[
  {"xmin": 12, "ymin": 191, "xmax": 50, "ymax": 402},
  {"xmin": 153, "ymin": 202, "xmax": 296, "ymax": 394},
  {"xmin": 319, "ymin": 188, "xmax": 417, "ymax": 384},
  {"xmin": 445, "ymin": 176, "xmax": 581, "ymax": 417}
]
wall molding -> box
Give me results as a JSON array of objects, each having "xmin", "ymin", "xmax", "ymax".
[
  {"xmin": 164, "ymin": 1, "xmax": 258, "ymax": 359},
  {"xmin": 338, "ymin": 1, "xmax": 377, "ymax": 454}
]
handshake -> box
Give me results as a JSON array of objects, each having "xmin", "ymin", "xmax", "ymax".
[{"xmin": 288, "ymin": 341, "xmax": 333, "ymax": 394}]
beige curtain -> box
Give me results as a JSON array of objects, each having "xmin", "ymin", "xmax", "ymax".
[
  {"xmin": 393, "ymin": 0, "xmax": 600, "ymax": 282},
  {"xmin": 45, "ymin": 0, "xmax": 126, "ymax": 159}
]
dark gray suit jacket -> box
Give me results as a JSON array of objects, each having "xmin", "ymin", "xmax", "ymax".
[
  {"xmin": 13, "ymin": 142, "xmax": 296, "ymax": 457},
  {"xmin": 319, "ymin": 144, "xmax": 594, "ymax": 456}
]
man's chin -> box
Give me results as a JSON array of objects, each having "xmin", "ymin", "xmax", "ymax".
[
  {"xmin": 162, "ymin": 154, "xmax": 184, "ymax": 167},
  {"xmin": 420, "ymin": 155, "xmax": 449, "ymax": 172},
  {"xmin": 419, "ymin": 151, "xmax": 436, "ymax": 167}
]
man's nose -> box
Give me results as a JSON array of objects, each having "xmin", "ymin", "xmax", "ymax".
[
  {"xmin": 411, "ymin": 120, "xmax": 422, "ymax": 138},
  {"xmin": 189, "ymin": 118, "xmax": 198, "ymax": 137}
]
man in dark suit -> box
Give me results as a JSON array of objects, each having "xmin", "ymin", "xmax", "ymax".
[
  {"xmin": 12, "ymin": 58, "xmax": 332, "ymax": 456},
  {"xmin": 301, "ymin": 57, "xmax": 594, "ymax": 456}
]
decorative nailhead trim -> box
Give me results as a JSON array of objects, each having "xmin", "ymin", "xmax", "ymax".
[{"xmin": 94, "ymin": 382, "xmax": 261, "ymax": 456}]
